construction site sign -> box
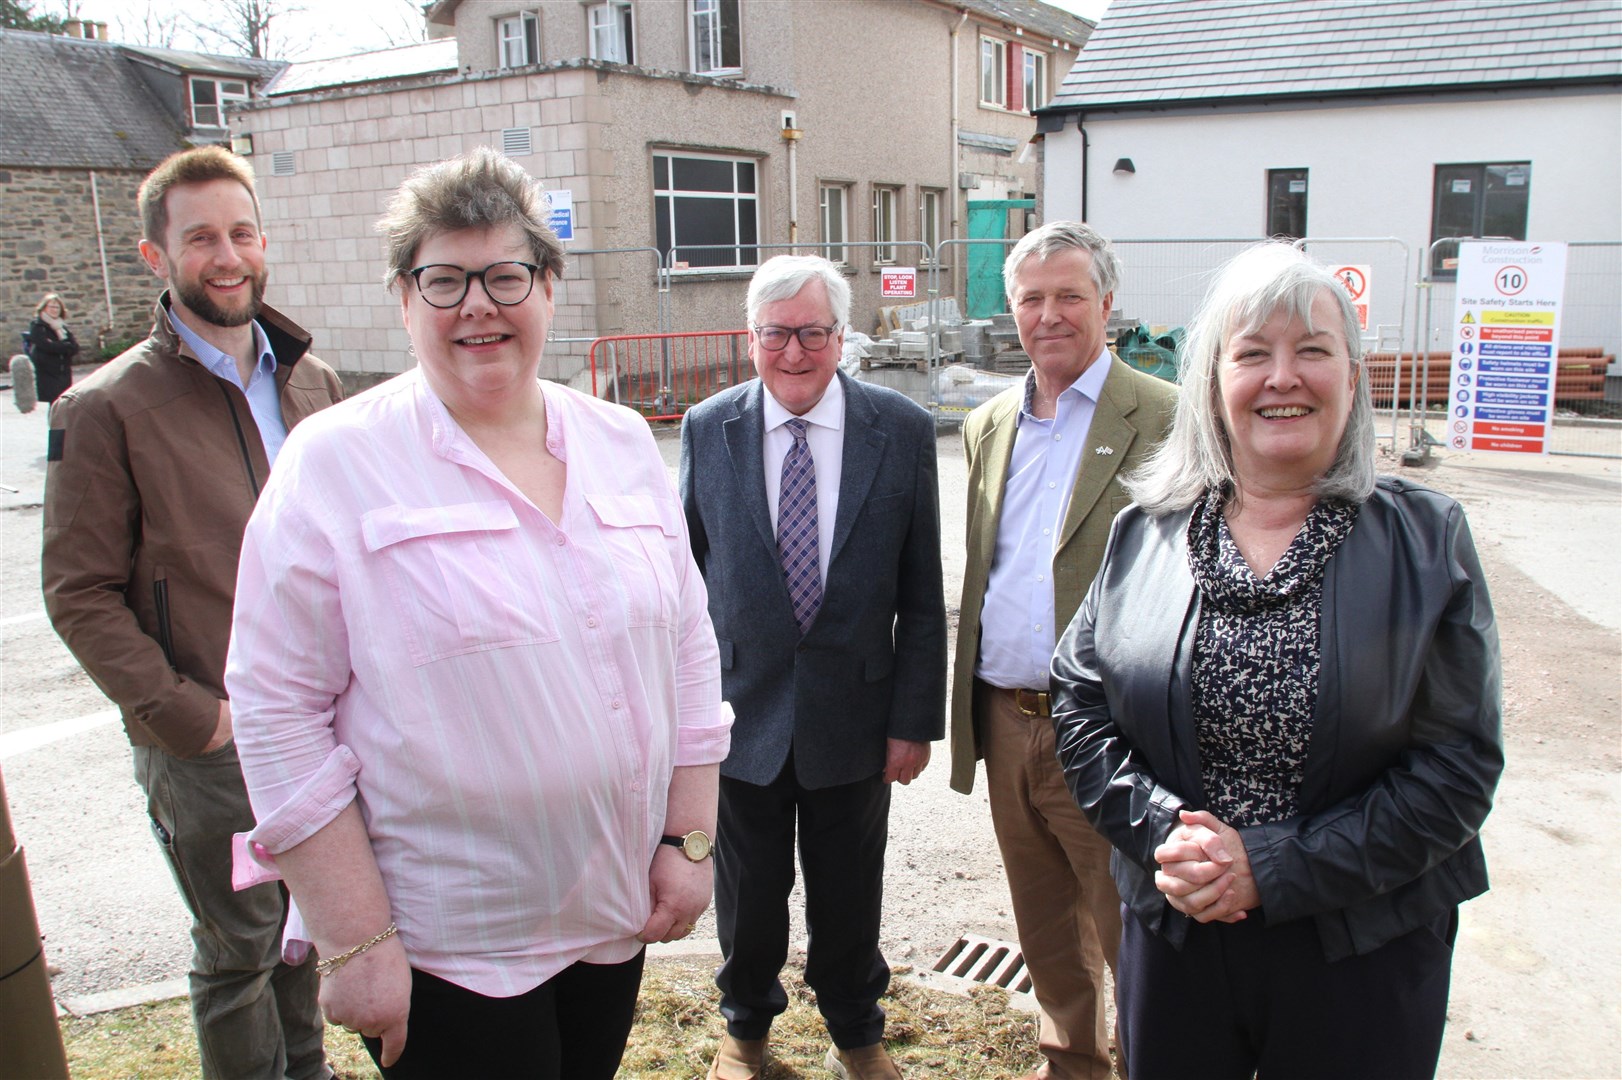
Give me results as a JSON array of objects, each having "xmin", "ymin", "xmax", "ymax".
[
  {"xmin": 880, "ymin": 267, "xmax": 917, "ymax": 299},
  {"xmin": 1331, "ymin": 264, "xmax": 1371, "ymax": 330},
  {"xmin": 1448, "ymin": 241, "xmax": 1568, "ymax": 455}
]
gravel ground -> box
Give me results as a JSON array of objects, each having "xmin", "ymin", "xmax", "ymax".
[{"xmin": 3, "ymin": 396, "xmax": 1618, "ymax": 1077}]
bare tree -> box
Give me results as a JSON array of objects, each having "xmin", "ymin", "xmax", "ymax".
[
  {"xmin": 372, "ymin": 0, "xmax": 428, "ymax": 48},
  {"xmin": 114, "ymin": 0, "xmax": 184, "ymax": 48},
  {"xmin": 188, "ymin": 0, "xmax": 307, "ymax": 59}
]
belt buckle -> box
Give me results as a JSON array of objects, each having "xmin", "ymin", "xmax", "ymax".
[{"xmin": 1014, "ymin": 689, "xmax": 1049, "ymax": 718}]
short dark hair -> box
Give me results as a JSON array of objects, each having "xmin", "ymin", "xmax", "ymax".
[{"xmin": 138, "ymin": 146, "xmax": 261, "ymax": 249}]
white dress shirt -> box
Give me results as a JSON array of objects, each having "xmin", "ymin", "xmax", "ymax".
[
  {"xmin": 976, "ymin": 353, "xmax": 1114, "ymax": 691},
  {"xmin": 761, "ymin": 376, "xmax": 844, "ymax": 585}
]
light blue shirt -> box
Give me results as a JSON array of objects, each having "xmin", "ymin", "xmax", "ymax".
[
  {"xmin": 167, "ymin": 309, "xmax": 289, "ymax": 466},
  {"xmin": 975, "ymin": 353, "xmax": 1113, "ymax": 691}
]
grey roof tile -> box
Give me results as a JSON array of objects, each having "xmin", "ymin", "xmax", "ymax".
[
  {"xmin": 1048, "ymin": 0, "xmax": 1622, "ymax": 109},
  {"xmin": 0, "ymin": 29, "xmax": 286, "ymax": 170}
]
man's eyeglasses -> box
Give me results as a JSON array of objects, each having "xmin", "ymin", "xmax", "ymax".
[
  {"xmin": 752, "ymin": 324, "xmax": 839, "ymax": 351},
  {"xmin": 408, "ymin": 261, "xmax": 542, "ymax": 308}
]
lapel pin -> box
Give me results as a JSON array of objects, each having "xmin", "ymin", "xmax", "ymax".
[{"xmin": 1094, "ymin": 445, "xmax": 1115, "ymax": 456}]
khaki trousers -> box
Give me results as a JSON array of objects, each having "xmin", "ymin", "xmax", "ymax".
[{"xmin": 977, "ymin": 680, "xmax": 1122, "ymax": 1080}]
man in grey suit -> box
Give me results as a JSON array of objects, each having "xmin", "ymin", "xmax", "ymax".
[{"xmin": 680, "ymin": 255, "xmax": 947, "ymax": 1080}]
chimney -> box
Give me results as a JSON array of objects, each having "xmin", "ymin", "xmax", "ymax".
[
  {"xmin": 97, "ymin": 22, "xmax": 110, "ymax": 41},
  {"xmin": 65, "ymin": 19, "xmax": 83, "ymax": 37}
]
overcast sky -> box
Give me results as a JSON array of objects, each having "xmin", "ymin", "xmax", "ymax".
[{"xmin": 62, "ymin": 0, "xmax": 1111, "ymax": 62}]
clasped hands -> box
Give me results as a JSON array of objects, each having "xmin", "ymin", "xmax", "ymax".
[{"xmin": 1153, "ymin": 809, "xmax": 1259, "ymax": 924}]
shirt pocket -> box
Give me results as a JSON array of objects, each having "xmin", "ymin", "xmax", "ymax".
[
  {"xmin": 584, "ymin": 492, "xmax": 679, "ymax": 630},
  {"xmin": 362, "ymin": 500, "xmax": 560, "ymax": 666}
]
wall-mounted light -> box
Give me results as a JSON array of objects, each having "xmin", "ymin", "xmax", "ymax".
[
  {"xmin": 1113, "ymin": 157, "xmax": 1135, "ymax": 176},
  {"xmin": 231, "ymin": 133, "xmax": 254, "ymax": 156}
]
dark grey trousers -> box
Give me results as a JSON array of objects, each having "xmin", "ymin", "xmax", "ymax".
[{"xmin": 134, "ymin": 741, "xmax": 328, "ymax": 1080}]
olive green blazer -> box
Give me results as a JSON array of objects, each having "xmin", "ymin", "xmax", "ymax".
[{"xmin": 948, "ymin": 360, "xmax": 1178, "ymax": 794}]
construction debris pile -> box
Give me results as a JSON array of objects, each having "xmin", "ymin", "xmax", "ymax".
[{"xmin": 855, "ymin": 297, "xmax": 1161, "ymax": 413}]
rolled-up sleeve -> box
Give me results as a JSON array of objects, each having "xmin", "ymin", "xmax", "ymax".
[{"xmin": 226, "ymin": 433, "xmax": 360, "ymax": 857}]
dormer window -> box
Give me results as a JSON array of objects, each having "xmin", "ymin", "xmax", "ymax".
[
  {"xmin": 498, "ymin": 11, "xmax": 539, "ymax": 69},
  {"xmin": 190, "ymin": 77, "xmax": 249, "ymax": 129}
]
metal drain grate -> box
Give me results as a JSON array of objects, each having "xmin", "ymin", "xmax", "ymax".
[{"xmin": 930, "ymin": 933, "xmax": 1031, "ymax": 994}]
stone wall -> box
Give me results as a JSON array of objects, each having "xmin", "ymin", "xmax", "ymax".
[{"xmin": 0, "ymin": 167, "xmax": 155, "ymax": 356}]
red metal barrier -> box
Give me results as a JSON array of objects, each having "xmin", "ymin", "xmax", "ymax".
[{"xmin": 589, "ymin": 331, "xmax": 751, "ymax": 421}]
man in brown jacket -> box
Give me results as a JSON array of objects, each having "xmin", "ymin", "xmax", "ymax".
[{"xmin": 42, "ymin": 146, "xmax": 343, "ymax": 1080}]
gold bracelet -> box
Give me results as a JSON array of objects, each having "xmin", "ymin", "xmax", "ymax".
[{"xmin": 315, "ymin": 923, "xmax": 398, "ymax": 978}]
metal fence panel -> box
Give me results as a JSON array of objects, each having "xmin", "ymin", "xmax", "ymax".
[{"xmin": 589, "ymin": 331, "xmax": 749, "ymax": 420}]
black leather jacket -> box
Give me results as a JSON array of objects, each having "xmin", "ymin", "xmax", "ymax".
[{"xmin": 1051, "ymin": 477, "xmax": 1504, "ymax": 961}]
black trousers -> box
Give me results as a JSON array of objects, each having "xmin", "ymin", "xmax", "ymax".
[
  {"xmin": 715, "ymin": 755, "xmax": 891, "ymax": 1049},
  {"xmin": 363, "ymin": 950, "xmax": 645, "ymax": 1079},
  {"xmin": 1118, "ymin": 906, "xmax": 1456, "ymax": 1080}
]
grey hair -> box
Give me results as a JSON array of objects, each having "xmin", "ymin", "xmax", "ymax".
[
  {"xmin": 1125, "ymin": 242, "xmax": 1376, "ymax": 514},
  {"xmin": 377, "ymin": 146, "xmax": 566, "ymax": 290},
  {"xmin": 745, "ymin": 255, "xmax": 851, "ymax": 327},
  {"xmin": 1003, "ymin": 220, "xmax": 1121, "ymax": 304}
]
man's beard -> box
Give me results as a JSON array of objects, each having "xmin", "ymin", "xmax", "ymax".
[{"xmin": 172, "ymin": 269, "xmax": 267, "ymax": 328}]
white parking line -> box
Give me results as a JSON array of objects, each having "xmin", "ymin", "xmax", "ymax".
[
  {"xmin": 1, "ymin": 610, "xmax": 49, "ymax": 627},
  {"xmin": 0, "ymin": 709, "xmax": 120, "ymax": 760}
]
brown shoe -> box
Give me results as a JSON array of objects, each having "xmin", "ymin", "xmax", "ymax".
[
  {"xmin": 824, "ymin": 1042, "xmax": 902, "ymax": 1079},
  {"xmin": 707, "ymin": 1034, "xmax": 769, "ymax": 1080}
]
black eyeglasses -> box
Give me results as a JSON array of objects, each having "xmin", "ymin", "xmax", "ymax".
[
  {"xmin": 408, "ymin": 261, "xmax": 542, "ymax": 308},
  {"xmin": 752, "ymin": 324, "xmax": 839, "ymax": 351}
]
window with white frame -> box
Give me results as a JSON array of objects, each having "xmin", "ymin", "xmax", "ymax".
[
  {"xmin": 919, "ymin": 189, "xmax": 942, "ymax": 260},
  {"xmin": 655, "ymin": 151, "xmax": 758, "ymax": 271},
  {"xmin": 820, "ymin": 183, "xmax": 848, "ymax": 264},
  {"xmin": 980, "ymin": 37, "xmax": 1006, "ymax": 108},
  {"xmin": 690, "ymin": 0, "xmax": 741, "ymax": 76},
  {"xmin": 872, "ymin": 185, "xmax": 900, "ymax": 264},
  {"xmin": 589, "ymin": 1, "xmax": 634, "ymax": 64},
  {"xmin": 189, "ymin": 76, "xmax": 249, "ymax": 128},
  {"xmin": 1023, "ymin": 49, "xmax": 1049, "ymax": 112},
  {"xmin": 497, "ymin": 11, "xmax": 539, "ymax": 69}
]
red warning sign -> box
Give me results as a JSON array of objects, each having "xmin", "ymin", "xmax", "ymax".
[{"xmin": 1332, "ymin": 264, "xmax": 1371, "ymax": 331}]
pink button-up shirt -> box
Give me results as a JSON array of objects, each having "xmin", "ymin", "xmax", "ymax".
[{"xmin": 226, "ymin": 369, "xmax": 730, "ymax": 996}]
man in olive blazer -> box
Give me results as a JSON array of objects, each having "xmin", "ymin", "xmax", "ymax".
[
  {"xmin": 949, "ymin": 222, "xmax": 1176, "ymax": 1080},
  {"xmin": 681, "ymin": 255, "xmax": 946, "ymax": 1080}
]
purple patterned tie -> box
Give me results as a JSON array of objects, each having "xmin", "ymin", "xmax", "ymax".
[{"xmin": 777, "ymin": 418, "xmax": 823, "ymax": 634}]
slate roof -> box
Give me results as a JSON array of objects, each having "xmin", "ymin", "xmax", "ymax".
[
  {"xmin": 0, "ymin": 29, "xmax": 187, "ymax": 170},
  {"xmin": 122, "ymin": 44, "xmax": 283, "ymax": 82},
  {"xmin": 1049, "ymin": 0, "xmax": 1622, "ymax": 111},
  {"xmin": 956, "ymin": 0, "xmax": 1095, "ymax": 47},
  {"xmin": 265, "ymin": 39, "xmax": 459, "ymax": 96}
]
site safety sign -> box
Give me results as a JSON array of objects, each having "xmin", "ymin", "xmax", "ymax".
[
  {"xmin": 880, "ymin": 267, "xmax": 917, "ymax": 298},
  {"xmin": 1331, "ymin": 264, "xmax": 1371, "ymax": 331},
  {"xmin": 1448, "ymin": 241, "xmax": 1568, "ymax": 455}
]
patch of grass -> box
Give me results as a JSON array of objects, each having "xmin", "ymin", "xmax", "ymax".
[
  {"xmin": 622, "ymin": 958, "xmax": 1044, "ymax": 1079},
  {"xmin": 61, "ymin": 958, "xmax": 1046, "ymax": 1079},
  {"xmin": 60, "ymin": 998, "xmax": 375, "ymax": 1080}
]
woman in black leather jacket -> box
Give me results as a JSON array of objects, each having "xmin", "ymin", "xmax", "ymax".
[
  {"xmin": 1051, "ymin": 243, "xmax": 1503, "ymax": 1080},
  {"xmin": 27, "ymin": 293, "xmax": 79, "ymax": 404}
]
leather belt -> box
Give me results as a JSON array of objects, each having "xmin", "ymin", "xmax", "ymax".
[
  {"xmin": 977, "ymin": 679, "xmax": 1053, "ymax": 719},
  {"xmin": 1012, "ymin": 688, "xmax": 1051, "ymax": 718}
]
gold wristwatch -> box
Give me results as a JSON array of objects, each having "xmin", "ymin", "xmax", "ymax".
[{"xmin": 659, "ymin": 830, "xmax": 713, "ymax": 862}]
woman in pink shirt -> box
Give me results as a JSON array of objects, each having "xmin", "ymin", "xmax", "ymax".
[{"xmin": 226, "ymin": 148, "xmax": 731, "ymax": 1078}]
